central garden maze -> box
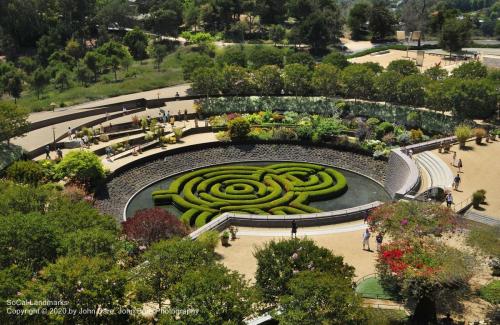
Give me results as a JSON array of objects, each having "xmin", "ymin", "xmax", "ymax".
[{"xmin": 152, "ymin": 162, "xmax": 348, "ymax": 227}]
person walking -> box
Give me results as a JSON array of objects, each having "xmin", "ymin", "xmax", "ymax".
[
  {"xmin": 376, "ymin": 233, "xmax": 384, "ymax": 251},
  {"xmin": 457, "ymin": 159, "xmax": 463, "ymax": 173},
  {"xmin": 451, "ymin": 151, "xmax": 457, "ymax": 166},
  {"xmin": 44, "ymin": 145, "xmax": 51, "ymax": 160},
  {"xmin": 291, "ymin": 220, "xmax": 298, "ymax": 239},
  {"xmin": 56, "ymin": 147, "xmax": 63, "ymax": 160},
  {"xmin": 67, "ymin": 127, "xmax": 73, "ymax": 140},
  {"xmin": 184, "ymin": 108, "xmax": 188, "ymax": 121},
  {"xmin": 453, "ymin": 174, "xmax": 461, "ymax": 191},
  {"xmin": 362, "ymin": 229, "xmax": 371, "ymax": 251},
  {"xmin": 105, "ymin": 146, "xmax": 112, "ymax": 159},
  {"xmin": 446, "ymin": 192, "xmax": 453, "ymax": 208}
]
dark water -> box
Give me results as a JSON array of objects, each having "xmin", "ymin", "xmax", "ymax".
[{"xmin": 125, "ymin": 161, "xmax": 390, "ymax": 219}]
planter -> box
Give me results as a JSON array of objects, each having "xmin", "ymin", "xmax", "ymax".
[{"xmin": 221, "ymin": 236, "xmax": 229, "ymax": 246}]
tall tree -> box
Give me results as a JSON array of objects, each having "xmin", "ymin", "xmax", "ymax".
[
  {"xmin": 148, "ymin": 43, "xmax": 168, "ymax": 71},
  {"xmin": 0, "ymin": 101, "xmax": 30, "ymax": 145},
  {"xmin": 368, "ymin": 0, "xmax": 396, "ymax": 41},
  {"xmin": 31, "ymin": 68, "xmax": 50, "ymax": 99},
  {"xmin": 348, "ymin": 2, "xmax": 370, "ymax": 40},
  {"xmin": 123, "ymin": 27, "xmax": 149, "ymax": 60},
  {"xmin": 440, "ymin": 17, "xmax": 472, "ymax": 56}
]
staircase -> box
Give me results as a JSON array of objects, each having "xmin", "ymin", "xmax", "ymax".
[
  {"xmin": 464, "ymin": 210, "xmax": 500, "ymax": 227},
  {"xmin": 414, "ymin": 151, "xmax": 454, "ymax": 190}
]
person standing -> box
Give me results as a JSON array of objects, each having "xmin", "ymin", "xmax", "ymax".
[
  {"xmin": 291, "ymin": 220, "xmax": 298, "ymax": 239},
  {"xmin": 362, "ymin": 229, "xmax": 371, "ymax": 251},
  {"xmin": 451, "ymin": 151, "xmax": 457, "ymax": 166},
  {"xmin": 67, "ymin": 127, "xmax": 73, "ymax": 140},
  {"xmin": 457, "ymin": 159, "xmax": 463, "ymax": 173},
  {"xmin": 446, "ymin": 192, "xmax": 453, "ymax": 208},
  {"xmin": 453, "ymin": 174, "xmax": 461, "ymax": 191},
  {"xmin": 44, "ymin": 145, "xmax": 51, "ymax": 160},
  {"xmin": 376, "ymin": 233, "xmax": 384, "ymax": 251}
]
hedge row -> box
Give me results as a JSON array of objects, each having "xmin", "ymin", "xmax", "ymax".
[{"xmin": 152, "ymin": 163, "xmax": 348, "ymax": 226}]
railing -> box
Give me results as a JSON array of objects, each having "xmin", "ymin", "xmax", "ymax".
[
  {"xmin": 188, "ymin": 201, "xmax": 383, "ymax": 240},
  {"xmin": 454, "ymin": 196, "xmax": 472, "ymax": 213}
]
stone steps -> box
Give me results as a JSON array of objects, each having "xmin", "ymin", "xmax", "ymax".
[
  {"xmin": 464, "ymin": 210, "xmax": 500, "ymax": 227},
  {"xmin": 414, "ymin": 151, "xmax": 454, "ymax": 190}
]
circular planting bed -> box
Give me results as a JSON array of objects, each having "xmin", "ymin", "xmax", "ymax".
[{"xmin": 95, "ymin": 143, "xmax": 390, "ymax": 222}]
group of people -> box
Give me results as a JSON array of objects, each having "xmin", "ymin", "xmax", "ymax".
[{"xmin": 44, "ymin": 145, "xmax": 63, "ymax": 160}]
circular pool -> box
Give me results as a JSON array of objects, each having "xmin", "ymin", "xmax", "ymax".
[{"xmin": 125, "ymin": 161, "xmax": 391, "ymax": 225}]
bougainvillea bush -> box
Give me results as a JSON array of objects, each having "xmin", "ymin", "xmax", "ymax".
[
  {"xmin": 377, "ymin": 238, "xmax": 474, "ymax": 302},
  {"xmin": 368, "ymin": 201, "xmax": 461, "ymax": 237}
]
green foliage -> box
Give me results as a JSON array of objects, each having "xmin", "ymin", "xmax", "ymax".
[
  {"xmin": 254, "ymin": 238, "xmax": 355, "ymax": 303},
  {"xmin": 54, "ymin": 150, "xmax": 106, "ymax": 189},
  {"xmin": 253, "ymin": 65, "xmax": 283, "ymax": 95},
  {"xmin": 282, "ymin": 63, "xmax": 311, "ymax": 95},
  {"xmin": 0, "ymin": 101, "xmax": 30, "ymax": 144},
  {"xmin": 6, "ymin": 160, "xmax": 46, "ymax": 185},
  {"xmin": 322, "ymin": 51, "xmax": 350, "ymax": 69},
  {"xmin": 181, "ymin": 52, "xmax": 214, "ymax": 80},
  {"xmin": 472, "ymin": 189, "xmax": 486, "ymax": 208},
  {"xmin": 454, "ymin": 124, "xmax": 472, "ymax": 145},
  {"xmin": 277, "ymin": 271, "xmax": 366, "ymax": 324},
  {"xmin": 466, "ymin": 224, "xmax": 500, "ymax": 258},
  {"xmin": 0, "ymin": 180, "xmax": 56, "ymax": 216},
  {"xmin": 387, "ymin": 60, "xmax": 419, "ymax": 76},
  {"xmin": 368, "ymin": 0, "xmax": 396, "ymax": 40},
  {"xmin": 0, "ymin": 213, "xmax": 59, "ymax": 272},
  {"xmin": 160, "ymin": 265, "xmax": 254, "ymax": 324},
  {"xmin": 397, "ymin": 74, "xmax": 429, "ymax": 107},
  {"xmin": 348, "ymin": 2, "xmax": 370, "ymax": 40},
  {"xmin": 191, "ymin": 66, "xmax": 222, "ymax": 96},
  {"xmin": 311, "ymin": 63, "xmax": 340, "ymax": 96},
  {"xmin": 246, "ymin": 46, "xmax": 284, "ymax": 68},
  {"xmin": 316, "ymin": 117, "xmax": 347, "ymax": 139},
  {"xmin": 60, "ymin": 228, "xmax": 119, "ymax": 259},
  {"xmin": 196, "ymin": 230, "xmax": 220, "ymax": 251},
  {"xmin": 123, "ymin": 27, "xmax": 148, "ymax": 60},
  {"xmin": 227, "ymin": 116, "xmax": 251, "ymax": 138},
  {"xmin": 440, "ymin": 17, "xmax": 472, "ymax": 53},
  {"xmin": 21, "ymin": 256, "xmax": 128, "ymax": 324},
  {"xmin": 375, "ymin": 121, "xmax": 394, "ymax": 139},
  {"xmin": 135, "ymin": 239, "xmax": 215, "ymax": 307},
  {"xmin": 216, "ymin": 45, "xmax": 247, "ymax": 67},
  {"xmin": 342, "ymin": 64, "xmax": 375, "ymax": 99},
  {"xmin": 0, "ymin": 265, "xmax": 31, "ymax": 323},
  {"xmin": 452, "ymin": 61, "xmax": 488, "ymax": 79},
  {"xmin": 479, "ymin": 280, "xmax": 500, "ymax": 304},
  {"xmin": 374, "ymin": 71, "xmax": 403, "ymax": 102}
]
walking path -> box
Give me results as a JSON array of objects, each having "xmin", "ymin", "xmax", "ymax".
[
  {"xmin": 432, "ymin": 140, "xmax": 500, "ymax": 220},
  {"xmin": 215, "ymin": 220, "xmax": 377, "ymax": 282}
]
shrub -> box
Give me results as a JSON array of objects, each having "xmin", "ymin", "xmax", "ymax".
[
  {"xmin": 410, "ymin": 129, "xmax": 424, "ymax": 142},
  {"xmin": 472, "ymin": 189, "xmax": 486, "ymax": 208},
  {"xmin": 454, "ymin": 124, "xmax": 472, "ymax": 148},
  {"xmin": 479, "ymin": 281, "xmax": 500, "ymax": 304},
  {"xmin": 366, "ymin": 117, "xmax": 380, "ymax": 128},
  {"xmin": 6, "ymin": 160, "xmax": 46, "ymax": 185},
  {"xmin": 215, "ymin": 131, "xmax": 231, "ymax": 142},
  {"xmin": 122, "ymin": 208, "xmax": 189, "ymax": 246},
  {"xmin": 271, "ymin": 127, "xmax": 298, "ymax": 141},
  {"xmin": 173, "ymin": 127, "xmax": 183, "ymax": 140},
  {"xmin": 473, "ymin": 128, "xmax": 487, "ymax": 144},
  {"xmin": 62, "ymin": 184, "xmax": 88, "ymax": 203},
  {"xmin": 375, "ymin": 121, "xmax": 394, "ymax": 139},
  {"xmin": 131, "ymin": 115, "xmax": 140, "ymax": 125},
  {"xmin": 99, "ymin": 134, "xmax": 109, "ymax": 142},
  {"xmin": 227, "ymin": 117, "xmax": 250, "ymax": 139},
  {"xmin": 197, "ymin": 230, "xmax": 220, "ymax": 252},
  {"xmin": 54, "ymin": 151, "xmax": 106, "ymax": 189}
]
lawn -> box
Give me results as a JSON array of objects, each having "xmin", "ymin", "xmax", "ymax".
[
  {"xmin": 355, "ymin": 276, "xmax": 398, "ymax": 300},
  {"xmin": 13, "ymin": 53, "xmax": 184, "ymax": 112},
  {"xmin": 466, "ymin": 223, "xmax": 500, "ymax": 258}
]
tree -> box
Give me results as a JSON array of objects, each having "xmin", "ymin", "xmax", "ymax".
[
  {"xmin": 396, "ymin": 74, "xmax": 429, "ymax": 107},
  {"xmin": 54, "ymin": 68, "xmax": 71, "ymax": 90},
  {"xmin": 298, "ymin": 9, "xmax": 343, "ymax": 51},
  {"xmin": 83, "ymin": 51, "xmax": 106, "ymax": 82},
  {"xmin": 368, "ymin": 0, "xmax": 396, "ymax": 41},
  {"xmin": 311, "ymin": 63, "xmax": 340, "ymax": 96},
  {"xmin": 286, "ymin": 51, "xmax": 315, "ymax": 70},
  {"xmin": 21, "ymin": 256, "xmax": 129, "ymax": 324},
  {"xmin": 191, "ymin": 67, "xmax": 222, "ymax": 97},
  {"xmin": 341, "ymin": 64, "xmax": 375, "ymax": 100},
  {"xmin": 54, "ymin": 151, "xmax": 106, "ymax": 189},
  {"xmin": 61, "ymin": 228, "xmax": 119, "ymax": 259},
  {"xmin": 253, "ymin": 65, "xmax": 283, "ymax": 95},
  {"xmin": 136, "ymin": 239, "xmax": 215, "ymax": 309},
  {"xmin": 75, "ymin": 63, "xmax": 93, "ymax": 86},
  {"xmin": 0, "ymin": 266, "xmax": 31, "ymax": 323},
  {"xmin": 17, "ymin": 56, "xmax": 37, "ymax": 74},
  {"xmin": 221, "ymin": 65, "xmax": 252, "ymax": 95},
  {"xmin": 277, "ymin": 271, "xmax": 366, "ymax": 324},
  {"xmin": 5, "ymin": 160, "xmax": 46, "ymax": 185},
  {"xmin": 269, "ymin": 24, "xmax": 286, "ymax": 45},
  {"xmin": 181, "ymin": 53, "xmax": 214, "ymax": 80},
  {"xmin": 96, "ymin": 0, "xmax": 135, "ymax": 29},
  {"xmin": 447, "ymin": 79, "xmax": 497, "ymax": 119},
  {"xmin": 109, "ymin": 55, "xmax": 121, "ymax": 81},
  {"xmin": 123, "ymin": 27, "xmax": 149, "ymax": 60},
  {"xmin": 146, "ymin": 8, "xmax": 181, "ymax": 36},
  {"xmin": 440, "ymin": 17, "xmax": 472, "ymax": 56},
  {"xmin": 0, "ymin": 101, "xmax": 30, "ymax": 145},
  {"xmin": 5, "ymin": 70, "xmax": 23, "ymax": 103},
  {"xmin": 424, "ymin": 66, "xmax": 448, "ymax": 81},
  {"xmin": 149, "ymin": 43, "xmax": 168, "ymax": 71},
  {"xmin": 348, "ymin": 2, "xmax": 370, "ymax": 40},
  {"xmin": 122, "ymin": 208, "xmax": 188, "ymax": 246},
  {"xmin": 65, "ymin": 38, "xmax": 82, "ymax": 59},
  {"xmin": 254, "ymin": 238, "xmax": 355, "ymax": 303},
  {"xmin": 387, "ymin": 59, "xmax": 419, "ymax": 76},
  {"xmin": 374, "ymin": 71, "xmax": 403, "ymax": 102},
  {"xmin": 160, "ymin": 265, "xmax": 254, "ymax": 324},
  {"xmin": 216, "ymin": 45, "xmax": 247, "ymax": 67},
  {"xmin": 0, "ymin": 213, "xmax": 59, "ymax": 272},
  {"xmin": 322, "ymin": 51, "xmax": 350, "ymax": 69},
  {"xmin": 282, "ymin": 63, "xmax": 311, "ymax": 95},
  {"xmin": 30, "ymin": 68, "xmax": 50, "ymax": 99},
  {"xmin": 183, "ymin": 0, "xmax": 200, "ymax": 31},
  {"xmin": 247, "ymin": 46, "xmax": 284, "ymax": 68},
  {"xmin": 451, "ymin": 61, "xmax": 488, "ymax": 79}
]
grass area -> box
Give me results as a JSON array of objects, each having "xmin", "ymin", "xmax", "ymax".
[
  {"xmin": 11, "ymin": 53, "xmax": 184, "ymax": 112},
  {"xmin": 466, "ymin": 223, "xmax": 500, "ymax": 258},
  {"xmin": 364, "ymin": 308, "xmax": 408, "ymax": 325},
  {"xmin": 479, "ymin": 280, "xmax": 500, "ymax": 304},
  {"xmin": 356, "ymin": 276, "xmax": 398, "ymax": 300}
]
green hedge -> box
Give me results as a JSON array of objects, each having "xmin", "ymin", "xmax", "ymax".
[{"xmin": 152, "ymin": 163, "xmax": 349, "ymax": 227}]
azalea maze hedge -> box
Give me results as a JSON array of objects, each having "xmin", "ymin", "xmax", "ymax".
[{"xmin": 152, "ymin": 162, "xmax": 348, "ymax": 227}]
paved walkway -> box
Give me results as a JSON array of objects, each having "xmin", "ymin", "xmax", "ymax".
[
  {"xmin": 432, "ymin": 140, "xmax": 500, "ymax": 219},
  {"xmin": 215, "ymin": 220, "xmax": 377, "ymax": 283}
]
